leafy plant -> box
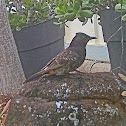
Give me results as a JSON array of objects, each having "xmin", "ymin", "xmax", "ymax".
[
  {"xmin": 6, "ymin": 0, "xmax": 126, "ymax": 30},
  {"xmin": 53, "ymin": 0, "xmax": 126, "ymax": 25},
  {"xmin": 94, "ymin": 0, "xmax": 126, "ymax": 21},
  {"xmin": 53, "ymin": 0, "xmax": 95, "ymax": 25},
  {"xmin": 6, "ymin": 0, "xmax": 52, "ymax": 31}
]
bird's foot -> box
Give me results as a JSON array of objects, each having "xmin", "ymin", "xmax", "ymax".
[
  {"xmin": 39, "ymin": 74, "xmax": 55, "ymax": 82},
  {"xmin": 75, "ymin": 70, "xmax": 84, "ymax": 74}
]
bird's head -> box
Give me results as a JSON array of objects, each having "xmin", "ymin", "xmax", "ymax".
[{"xmin": 69, "ymin": 32, "xmax": 97, "ymax": 47}]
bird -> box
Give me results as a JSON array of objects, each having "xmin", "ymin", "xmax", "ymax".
[{"xmin": 24, "ymin": 32, "xmax": 96, "ymax": 83}]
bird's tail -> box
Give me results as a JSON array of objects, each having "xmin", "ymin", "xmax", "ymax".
[{"xmin": 24, "ymin": 70, "xmax": 46, "ymax": 83}]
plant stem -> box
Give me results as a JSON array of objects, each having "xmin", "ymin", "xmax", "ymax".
[
  {"xmin": 106, "ymin": 26, "xmax": 122, "ymax": 43},
  {"xmin": 119, "ymin": 0, "xmax": 124, "ymax": 72}
]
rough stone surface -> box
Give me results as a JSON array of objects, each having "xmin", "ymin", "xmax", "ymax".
[
  {"xmin": 5, "ymin": 72, "xmax": 126, "ymax": 126},
  {"xmin": 77, "ymin": 60, "xmax": 111, "ymax": 73}
]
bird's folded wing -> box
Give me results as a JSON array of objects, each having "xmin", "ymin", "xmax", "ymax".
[
  {"xmin": 41, "ymin": 56, "xmax": 63, "ymax": 72},
  {"xmin": 41, "ymin": 47, "xmax": 80, "ymax": 72}
]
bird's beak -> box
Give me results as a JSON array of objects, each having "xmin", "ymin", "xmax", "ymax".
[{"xmin": 90, "ymin": 37, "xmax": 97, "ymax": 40}]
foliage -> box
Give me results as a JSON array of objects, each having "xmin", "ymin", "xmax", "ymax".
[
  {"xmin": 114, "ymin": 0, "xmax": 126, "ymax": 21},
  {"xmin": 6, "ymin": 0, "xmax": 52, "ymax": 31},
  {"xmin": 53, "ymin": 0, "xmax": 94, "ymax": 25},
  {"xmin": 54, "ymin": 0, "xmax": 126, "ymax": 25},
  {"xmin": 94, "ymin": 0, "xmax": 126, "ymax": 21},
  {"xmin": 6, "ymin": 0, "xmax": 126, "ymax": 30}
]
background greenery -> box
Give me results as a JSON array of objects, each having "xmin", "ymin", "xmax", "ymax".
[{"xmin": 5, "ymin": 0, "xmax": 126, "ymax": 31}]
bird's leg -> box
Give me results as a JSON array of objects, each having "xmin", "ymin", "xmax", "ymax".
[
  {"xmin": 39, "ymin": 73, "xmax": 56, "ymax": 82},
  {"xmin": 75, "ymin": 70, "xmax": 84, "ymax": 74}
]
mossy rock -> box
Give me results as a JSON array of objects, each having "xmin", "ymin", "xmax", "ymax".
[{"xmin": 6, "ymin": 73, "xmax": 126, "ymax": 126}]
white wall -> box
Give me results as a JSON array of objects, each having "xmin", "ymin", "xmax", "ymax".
[{"xmin": 65, "ymin": 14, "xmax": 106, "ymax": 46}]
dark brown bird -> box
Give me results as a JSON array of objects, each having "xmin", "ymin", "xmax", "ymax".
[{"xmin": 24, "ymin": 32, "xmax": 96, "ymax": 83}]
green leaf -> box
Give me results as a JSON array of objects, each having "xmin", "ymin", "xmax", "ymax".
[
  {"xmin": 74, "ymin": 1, "xmax": 80, "ymax": 12},
  {"xmin": 25, "ymin": 0, "xmax": 29, "ymax": 5},
  {"xmin": 58, "ymin": 17, "xmax": 66, "ymax": 22},
  {"xmin": 78, "ymin": 17, "xmax": 86, "ymax": 22},
  {"xmin": 54, "ymin": 7, "xmax": 60, "ymax": 14},
  {"xmin": 16, "ymin": 26, "xmax": 21, "ymax": 31},
  {"xmin": 22, "ymin": 15, "xmax": 27, "ymax": 23},
  {"xmin": 55, "ymin": 15, "xmax": 64, "ymax": 18},
  {"xmin": 23, "ymin": 4, "xmax": 30, "ymax": 8},
  {"xmin": 17, "ymin": 20, "xmax": 22, "ymax": 25},
  {"xmin": 14, "ymin": 14, "xmax": 20, "ymax": 20},
  {"xmin": 82, "ymin": 18, "xmax": 88, "ymax": 25},
  {"xmin": 67, "ymin": 9, "xmax": 74, "ymax": 13},
  {"xmin": 28, "ymin": 0, "xmax": 34, "ymax": 7},
  {"xmin": 34, "ymin": 3, "xmax": 40, "ymax": 10},
  {"xmin": 43, "ymin": 11, "xmax": 49, "ymax": 17},
  {"xmin": 122, "ymin": 14, "xmax": 126, "ymax": 21},
  {"xmin": 82, "ymin": 0, "xmax": 89, "ymax": 4},
  {"xmin": 23, "ymin": 0, "xmax": 34, "ymax": 8},
  {"xmin": 115, "ymin": 4, "xmax": 126, "ymax": 12},
  {"xmin": 64, "ymin": 12, "xmax": 76, "ymax": 21},
  {"xmin": 42, "ymin": 2, "xmax": 47, "ymax": 7},
  {"xmin": 118, "ymin": 0, "xmax": 126, "ymax": 4},
  {"xmin": 82, "ymin": 4, "xmax": 91, "ymax": 10},
  {"xmin": 64, "ymin": 2, "xmax": 69, "ymax": 10},
  {"xmin": 53, "ymin": 22, "xmax": 63, "ymax": 25},
  {"xmin": 42, "ymin": 6, "xmax": 49, "ymax": 11},
  {"xmin": 8, "ymin": 13, "xmax": 14, "ymax": 20},
  {"xmin": 57, "ymin": 9, "xmax": 65, "ymax": 14},
  {"xmin": 80, "ymin": 10, "xmax": 93, "ymax": 18},
  {"xmin": 58, "ymin": 3, "xmax": 64, "ymax": 10},
  {"xmin": 11, "ymin": 20, "xmax": 17, "ymax": 26}
]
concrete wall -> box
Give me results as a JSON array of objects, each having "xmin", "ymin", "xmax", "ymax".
[{"xmin": 65, "ymin": 14, "xmax": 106, "ymax": 46}]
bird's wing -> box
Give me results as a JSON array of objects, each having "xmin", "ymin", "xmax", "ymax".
[
  {"xmin": 40, "ymin": 50, "xmax": 68, "ymax": 72},
  {"xmin": 41, "ymin": 56, "xmax": 63, "ymax": 72},
  {"xmin": 24, "ymin": 47, "xmax": 83, "ymax": 83},
  {"xmin": 24, "ymin": 52, "xmax": 64, "ymax": 83},
  {"xmin": 24, "ymin": 56, "xmax": 61, "ymax": 83},
  {"xmin": 41, "ymin": 47, "xmax": 83, "ymax": 72}
]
